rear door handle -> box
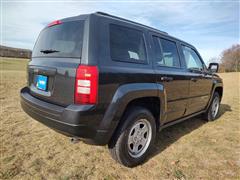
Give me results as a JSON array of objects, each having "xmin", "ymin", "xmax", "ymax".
[
  {"xmin": 161, "ymin": 76, "xmax": 173, "ymax": 82},
  {"xmin": 191, "ymin": 77, "xmax": 197, "ymax": 82}
]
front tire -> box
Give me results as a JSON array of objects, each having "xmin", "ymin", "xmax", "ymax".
[
  {"xmin": 204, "ymin": 92, "xmax": 220, "ymax": 121},
  {"xmin": 108, "ymin": 106, "xmax": 156, "ymax": 167}
]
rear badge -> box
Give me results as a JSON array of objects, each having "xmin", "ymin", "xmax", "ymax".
[{"xmin": 36, "ymin": 75, "xmax": 48, "ymax": 91}]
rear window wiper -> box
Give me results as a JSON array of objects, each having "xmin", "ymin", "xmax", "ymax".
[{"xmin": 40, "ymin": 49, "xmax": 60, "ymax": 54}]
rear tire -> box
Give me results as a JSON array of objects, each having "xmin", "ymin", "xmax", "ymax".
[
  {"xmin": 204, "ymin": 92, "xmax": 220, "ymax": 121},
  {"xmin": 108, "ymin": 106, "xmax": 156, "ymax": 167}
]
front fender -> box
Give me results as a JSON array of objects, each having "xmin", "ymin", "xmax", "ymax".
[{"xmin": 206, "ymin": 79, "xmax": 223, "ymax": 110}]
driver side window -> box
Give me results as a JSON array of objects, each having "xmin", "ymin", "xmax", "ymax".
[{"xmin": 182, "ymin": 46, "xmax": 203, "ymax": 70}]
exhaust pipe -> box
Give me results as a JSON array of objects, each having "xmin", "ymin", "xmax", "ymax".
[{"xmin": 70, "ymin": 137, "xmax": 80, "ymax": 144}]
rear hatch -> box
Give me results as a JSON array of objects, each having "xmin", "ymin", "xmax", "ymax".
[{"xmin": 28, "ymin": 19, "xmax": 85, "ymax": 106}]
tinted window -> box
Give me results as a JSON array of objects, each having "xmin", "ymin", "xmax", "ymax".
[
  {"xmin": 153, "ymin": 37, "xmax": 180, "ymax": 67},
  {"xmin": 152, "ymin": 36, "xmax": 164, "ymax": 65},
  {"xmin": 110, "ymin": 24, "xmax": 147, "ymax": 63},
  {"xmin": 182, "ymin": 46, "xmax": 203, "ymax": 70},
  {"xmin": 32, "ymin": 21, "xmax": 84, "ymax": 58}
]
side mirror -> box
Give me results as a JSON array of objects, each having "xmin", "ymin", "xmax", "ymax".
[{"xmin": 208, "ymin": 63, "xmax": 219, "ymax": 73}]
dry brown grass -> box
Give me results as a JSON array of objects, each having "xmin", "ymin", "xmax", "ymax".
[{"xmin": 0, "ymin": 58, "xmax": 240, "ymax": 179}]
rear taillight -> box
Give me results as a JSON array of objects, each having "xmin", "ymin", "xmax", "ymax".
[
  {"xmin": 74, "ymin": 65, "xmax": 98, "ymax": 104},
  {"xmin": 48, "ymin": 20, "xmax": 62, "ymax": 27}
]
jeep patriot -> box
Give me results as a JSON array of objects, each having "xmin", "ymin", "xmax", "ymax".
[{"xmin": 20, "ymin": 12, "xmax": 223, "ymax": 167}]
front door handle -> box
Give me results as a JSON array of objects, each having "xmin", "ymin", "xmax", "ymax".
[{"xmin": 161, "ymin": 76, "xmax": 173, "ymax": 82}]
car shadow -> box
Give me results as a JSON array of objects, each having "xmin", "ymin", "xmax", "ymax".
[
  {"xmin": 218, "ymin": 103, "xmax": 232, "ymax": 117},
  {"xmin": 148, "ymin": 103, "xmax": 232, "ymax": 160}
]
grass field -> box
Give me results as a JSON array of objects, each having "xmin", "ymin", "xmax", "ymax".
[
  {"xmin": 0, "ymin": 57, "xmax": 239, "ymax": 179},
  {"xmin": 0, "ymin": 57, "xmax": 28, "ymax": 71}
]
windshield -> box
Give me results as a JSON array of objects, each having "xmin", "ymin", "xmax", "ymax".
[{"xmin": 32, "ymin": 20, "xmax": 84, "ymax": 58}]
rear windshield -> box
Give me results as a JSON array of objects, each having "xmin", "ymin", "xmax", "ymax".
[{"xmin": 32, "ymin": 20, "xmax": 84, "ymax": 58}]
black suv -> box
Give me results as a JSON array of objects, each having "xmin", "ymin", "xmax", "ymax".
[{"xmin": 20, "ymin": 12, "xmax": 223, "ymax": 167}]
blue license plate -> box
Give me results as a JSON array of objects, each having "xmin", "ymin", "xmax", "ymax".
[{"xmin": 36, "ymin": 75, "xmax": 48, "ymax": 91}]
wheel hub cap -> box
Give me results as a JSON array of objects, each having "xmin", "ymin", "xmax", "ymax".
[
  {"xmin": 211, "ymin": 96, "xmax": 220, "ymax": 118},
  {"xmin": 127, "ymin": 119, "xmax": 152, "ymax": 158}
]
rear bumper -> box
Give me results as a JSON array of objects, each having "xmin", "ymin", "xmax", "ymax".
[{"xmin": 20, "ymin": 87, "xmax": 108, "ymax": 145}]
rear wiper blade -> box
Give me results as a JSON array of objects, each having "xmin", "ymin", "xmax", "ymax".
[{"xmin": 40, "ymin": 49, "xmax": 60, "ymax": 54}]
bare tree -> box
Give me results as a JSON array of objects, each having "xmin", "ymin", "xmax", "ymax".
[{"xmin": 220, "ymin": 44, "xmax": 240, "ymax": 72}]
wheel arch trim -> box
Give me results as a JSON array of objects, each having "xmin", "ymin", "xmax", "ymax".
[{"xmin": 98, "ymin": 83, "xmax": 165, "ymax": 143}]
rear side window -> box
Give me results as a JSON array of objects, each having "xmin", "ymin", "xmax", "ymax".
[
  {"xmin": 32, "ymin": 21, "xmax": 84, "ymax": 58},
  {"xmin": 152, "ymin": 36, "xmax": 180, "ymax": 68},
  {"xmin": 110, "ymin": 24, "xmax": 147, "ymax": 63},
  {"xmin": 152, "ymin": 36, "xmax": 163, "ymax": 65}
]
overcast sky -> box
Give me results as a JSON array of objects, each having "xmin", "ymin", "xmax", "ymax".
[{"xmin": 1, "ymin": 0, "xmax": 239, "ymax": 63}]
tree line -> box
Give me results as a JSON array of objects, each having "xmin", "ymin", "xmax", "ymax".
[
  {"xmin": 0, "ymin": 45, "xmax": 32, "ymax": 59},
  {"xmin": 209, "ymin": 44, "xmax": 240, "ymax": 72}
]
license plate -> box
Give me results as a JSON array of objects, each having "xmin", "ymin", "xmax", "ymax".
[{"xmin": 36, "ymin": 75, "xmax": 48, "ymax": 91}]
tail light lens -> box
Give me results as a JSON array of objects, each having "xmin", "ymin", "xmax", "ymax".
[{"xmin": 74, "ymin": 65, "xmax": 98, "ymax": 104}]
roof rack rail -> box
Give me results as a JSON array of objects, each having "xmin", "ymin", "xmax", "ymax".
[{"xmin": 95, "ymin": 11, "xmax": 168, "ymax": 35}]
